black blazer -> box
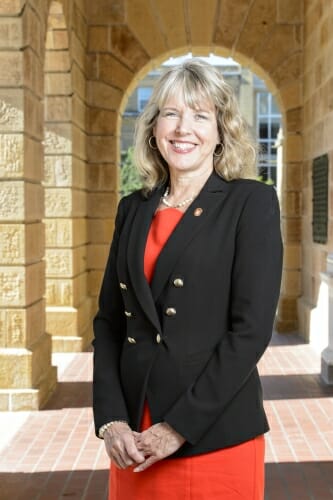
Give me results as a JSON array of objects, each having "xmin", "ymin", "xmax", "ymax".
[{"xmin": 93, "ymin": 172, "xmax": 283, "ymax": 457}]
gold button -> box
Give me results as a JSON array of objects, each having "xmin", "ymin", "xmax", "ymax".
[
  {"xmin": 120, "ymin": 282, "xmax": 127, "ymax": 290},
  {"xmin": 173, "ymin": 278, "xmax": 184, "ymax": 288},
  {"xmin": 156, "ymin": 334, "xmax": 162, "ymax": 344},
  {"xmin": 127, "ymin": 337, "xmax": 136, "ymax": 344},
  {"xmin": 194, "ymin": 207, "xmax": 203, "ymax": 216},
  {"xmin": 124, "ymin": 310, "xmax": 133, "ymax": 318},
  {"xmin": 165, "ymin": 307, "xmax": 176, "ymax": 316}
]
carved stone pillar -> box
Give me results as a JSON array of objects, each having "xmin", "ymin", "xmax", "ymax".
[
  {"xmin": 0, "ymin": 3, "xmax": 57, "ymax": 410},
  {"xmin": 43, "ymin": 0, "xmax": 91, "ymax": 353},
  {"xmin": 321, "ymin": 254, "xmax": 333, "ymax": 384}
]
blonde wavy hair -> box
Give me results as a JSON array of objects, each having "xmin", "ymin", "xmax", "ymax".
[{"xmin": 134, "ymin": 58, "xmax": 257, "ymax": 191}]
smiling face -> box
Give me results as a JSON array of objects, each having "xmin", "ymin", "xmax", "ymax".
[{"xmin": 153, "ymin": 92, "xmax": 220, "ymax": 177}]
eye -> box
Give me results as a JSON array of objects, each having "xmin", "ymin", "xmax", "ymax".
[
  {"xmin": 162, "ymin": 110, "xmax": 178, "ymax": 118},
  {"xmin": 195, "ymin": 113, "xmax": 208, "ymax": 120}
]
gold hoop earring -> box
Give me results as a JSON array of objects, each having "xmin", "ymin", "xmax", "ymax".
[
  {"xmin": 213, "ymin": 143, "xmax": 224, "ymax": 157},
  {"xmin": 148, "ymin": 136, "xmax": 158, "ymax": 150}
]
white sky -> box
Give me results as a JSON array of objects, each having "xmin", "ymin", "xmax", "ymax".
[{"xmin": 163, "ymin": 53, "xmax": 240, "ymax": 67}]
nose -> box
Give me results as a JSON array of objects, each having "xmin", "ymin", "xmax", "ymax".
[{"xmin": 175, "ymin": 113, "xmax": 191, "ymax": 134}]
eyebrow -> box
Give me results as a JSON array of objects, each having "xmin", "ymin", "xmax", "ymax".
[{"xmin": 161, "ymin": 106, "xmax": 212, "ymax": 113}]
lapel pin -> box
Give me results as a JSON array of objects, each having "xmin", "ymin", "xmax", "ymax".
[{"xmin": 194, "ymin": 207, "xmax": 203, "ymax": 216}]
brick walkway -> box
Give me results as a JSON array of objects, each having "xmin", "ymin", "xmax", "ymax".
[{"xmin": 0, "ymin": 333, "xmax": 332, "ymax": 500}]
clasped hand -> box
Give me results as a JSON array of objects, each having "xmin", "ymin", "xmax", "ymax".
[{"xmin": 104, "ymin": 421, "xmax": 185, "ymax": 472}]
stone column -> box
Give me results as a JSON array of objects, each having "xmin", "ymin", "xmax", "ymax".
[
  {"xmin": 321, "ymin": 254, "xmax": 333, "ymax": 384},
  {"xmin": 276, "ymin": 106, "xmax": 303, "ymax": 332},
  {"xmin": 44, "ymin": 0, "xmax": 91, "ymax": 353},
  {"xmin": 0, "ymin": 1, "xmax": 56, "ymax": 410}
]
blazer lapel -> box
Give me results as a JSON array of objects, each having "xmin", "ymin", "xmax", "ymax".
[
  {"xmin": 127, "ymin": 187, "xmax": 163, "ymax": 333},
  {"xmin": 150, "ymin": 172, "xmax": 229, "ymax": 301},
  {"xmin": 126, "ymin": 172, "xmax": 229, "ymax": 330}
]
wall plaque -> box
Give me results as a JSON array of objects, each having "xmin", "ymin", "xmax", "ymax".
[{"xmin": 312, "ymin": 154, "xmax": 329, "ymax": 244}]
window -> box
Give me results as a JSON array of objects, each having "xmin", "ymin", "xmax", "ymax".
[
  {"xmin": 256, "ymin": 92, "xmax": 281, "ymax": 185},
  {"xmin": 137, "ymin": 87, "xmax": 153, "ymax": 112}
]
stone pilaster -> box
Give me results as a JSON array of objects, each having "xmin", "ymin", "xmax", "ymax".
[
  {"xmin": 0, "ymin": 4, "xmax": 56, "ymax": 410},
  {"xmin": 43, "ymin": 0, "xmax": 90, "ymax": 353}
]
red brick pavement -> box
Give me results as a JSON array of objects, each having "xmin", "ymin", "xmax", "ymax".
[{"xmin": 0, "ymin": 333, "xmax": 332, "ymax": 500}]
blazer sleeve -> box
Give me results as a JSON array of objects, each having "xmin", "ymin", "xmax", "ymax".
[
  {"xmin": 163, "ymin": 184, "xmax": 283, "ymax": 445},
  {"xmin": 92, "ymin": 197, "xmax": 129, "ymax": 436}
]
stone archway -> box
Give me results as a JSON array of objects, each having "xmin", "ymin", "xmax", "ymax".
[{"xmin": 86, "ymin": 0, "xmax": 303, "ymax": 334}]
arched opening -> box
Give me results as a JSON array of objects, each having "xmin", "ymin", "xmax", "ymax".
[
  {"xmin": 86, "ymin": 0, "xmax": 304, "ymax": 339},
  {"xmin": 113, "ymin": 49, "xmax": 298, "ymax": 334}
]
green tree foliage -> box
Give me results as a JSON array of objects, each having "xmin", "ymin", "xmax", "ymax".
[
  {"xmin": 120, "ymin": 146, "xmax": 142, "ymax": 197},
  {"xmin": 257, "ymin": 175, "xmax": 275, "ymax": 186}
]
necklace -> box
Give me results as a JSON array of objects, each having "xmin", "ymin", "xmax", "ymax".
[{"xmin": 161, "ymin": 186, "xmax": 195, "ymax": 208}]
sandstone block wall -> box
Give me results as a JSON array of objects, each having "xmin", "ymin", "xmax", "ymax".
[
  {"xmin": 298, "ymin": 0, "xmax": 333, "ymax": 350},
  {"xmin": 0, "ymin": 0, "xmax": 56, "ymax": 410}
]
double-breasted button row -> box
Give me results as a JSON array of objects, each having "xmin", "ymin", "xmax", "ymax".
[
  {"xmin": 121, "ymin": 283, "xmax": 132, "ymax": 318},
  {"xmin": 127, "ymin": 335, "xmax": 162, "ymax": 344},
  {"xmin": 165, "ymin": 307, "xmax": 176, "ymax": 316}
]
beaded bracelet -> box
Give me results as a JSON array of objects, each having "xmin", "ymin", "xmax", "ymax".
[{"xmin": 98, "ymin": 420, "xmax": 128, "ymax": 439}]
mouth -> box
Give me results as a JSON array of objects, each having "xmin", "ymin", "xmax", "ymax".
[{"xmin": 169, "ymin": 140, "xmax": 197, "ymax": 153}]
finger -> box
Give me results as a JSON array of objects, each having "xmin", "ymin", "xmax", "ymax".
[
  {"xmin": 111, "ymin": 435, "xmax": 144, "ymax": 466},
  {"xmin": 104, "ymin": 440, "xmax": 117, "ymax": 462},
  {"xmin": 111, "ymin": 452, "xmax": 128, "ymax": 469},
  {"xmin": 110, "ymin": 440, "xmax": 132, "ymax": 469},
  {"xmin": 135, "ymin": 435, "xmax": 160, "ymax": 455},
  {"xmin": 106, "ymin": 433, "xmax": 145, "ymax": 468},
  {"xmin": 135, "ymin": 442, "xmax": 148, "ymax": 456},
  {"xmin": 133, "ymin": 455, "xmax": 159, "ymax": 472},
  {"xmin": 116, "ymin": 453, "xmax": 135, "ymax": 468},
  {"xmin": 123, "ymin": 435, "xmax": 145, "ymax": 463},
  {"xmin": 115, "ymin": 444, "xmax": 138, "ymax": 469},
  {"xmin": 116, "ymin": 443, "xmax": 136, "ymax": 467},
  {"xmin": 133, "ymin": 433, "xmax": 142, "ymax": 445},
  {"xmin": 128, "ymin": 449, "xmax": 145, "ymax": 463}
]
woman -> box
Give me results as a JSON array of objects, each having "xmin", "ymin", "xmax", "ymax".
[{"xmin": 93, "ymin": 59, "xmax": 283, "ymax": 499}]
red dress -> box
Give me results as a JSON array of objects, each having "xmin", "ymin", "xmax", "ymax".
[{"xmin": 109, "ymin": 208, "xmax": 265, "ymax": 499}]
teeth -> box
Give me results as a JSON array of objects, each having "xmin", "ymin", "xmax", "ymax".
[{"xmin": 172, "ymin": 142, "xmax": 195, "ymax": 150}]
